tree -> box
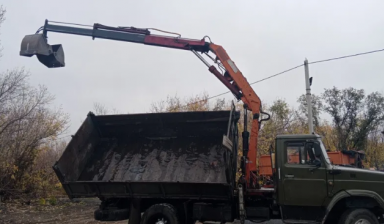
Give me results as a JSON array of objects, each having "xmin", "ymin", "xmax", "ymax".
[
  {"xmin": 23, "ymin": 139, "xmax": 68, "ymax": 198},
  {"xmin": 257, "ymin": 99, "xmax": 306, "ymax": 155},
  {"xmin": 315, "ymin": 121, "xmax": 339, "ymax": 151},
  {"xmin": 93, "ymin": 102, "xmax": 120, "ymax": 115},
  {"xmin": 365, "ymin": 127, "xmax": 384, "ymax": 170},
  {"xmin": 352, "ymin": 92, "xmax": 384, "ymax": 150},
  {"xmin": 0, "ymin": 69, "xmax": 69, "ymax": 199},
  {"xmin": 0, "ymin": 7, "xmax": 69, "ymax": 199},
  {"xmin": 322, "ymin": 86, "xmax": 364, "ymax": 150},
  {"xmin": 148, "ymin": 91, "xmax": 230, "ymax": 112},
  {"xmin": 269, "ymin": 99, "xmax": 295, "ymax": 134},
  {"xmin": 297, "ymin": 93, "xmax": 323, "ymax": 127},
  {"xmin": 0, "ymin": 5, "xmax": 5, "ymax": 58},
  {"xmin": 149, "ymin": 94, "xmax": 184, "ymax": 113},
  {"xmin": 321, "ymin": 86, "xmax": 384, "ymax": 151}
]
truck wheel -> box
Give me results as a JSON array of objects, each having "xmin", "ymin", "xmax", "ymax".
[
  {"xmin": 338, "ymin": 208, "xmax": 379, "ymax": 224},
  {"xmin": 140, "ymin": 203, "xmax": 179, "ymax": 224}
]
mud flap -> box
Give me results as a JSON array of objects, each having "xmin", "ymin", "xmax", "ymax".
[
  {"xmin": 20, "ymin": 34, "xmax": 65, "ymax": 68},
  {"xmin": 129, "ymin": 199, "xmax": 141, "ymax": 224}
]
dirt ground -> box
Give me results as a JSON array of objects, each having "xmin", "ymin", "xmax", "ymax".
[
  {"xmin": 0, "ymin": 197, "xmax": 281, "ymax": 224},
  {"xmin": 0, "ymin": 198, "xmax": 119, "ymax": 224}
]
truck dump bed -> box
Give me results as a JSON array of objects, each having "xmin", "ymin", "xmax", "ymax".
[{"xmin": 54, "ymin": 109, "xmax": 239, "ymax": 200}]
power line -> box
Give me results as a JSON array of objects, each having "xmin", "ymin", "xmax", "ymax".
[
  {"xmin": 183, "ymin": 91, "xmax": 230, "ymax": 108},
  {"xmin": 249, "ymin": 64, "xmax": 304, "ymax": 85},
  {"xmin": 309, "ymin": 48, "xmax": 384, "ymax": 65},
  {"xmin": 179, "ymin": 64, "xmax": 304, "ymax": 109},
  {"xmin": 179, "ymin": 47, "xmax": 384, "ymax": 109}
]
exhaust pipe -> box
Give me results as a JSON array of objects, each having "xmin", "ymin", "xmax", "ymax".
[{"xmin": 20, "ymin": 34, "xmax": 65, "ymax": 68}]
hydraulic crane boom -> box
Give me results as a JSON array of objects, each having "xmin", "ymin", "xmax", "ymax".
[{"xmin": 19, "ymin": 20, "xmax": 270, "ymax": 189}]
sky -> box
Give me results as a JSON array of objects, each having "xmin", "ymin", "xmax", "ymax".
[{"xmin": 1, "ymin": 0, "xmax": 384, "ymax": 137}]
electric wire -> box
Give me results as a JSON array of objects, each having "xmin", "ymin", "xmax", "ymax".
[
  {"xmin": 249, "ymin": 64, "xmax": 304, "ymax": 85},
  {"xmin": 179, "ymin": 47, "xmax": 384, "ymax": 109},
  {"xmin": 178, "ymin": 64, "xmax": 305, "ymax": 109},
  {"xmin": 308, "ymin": 48, "xmax": 384, "ymax": 65}
]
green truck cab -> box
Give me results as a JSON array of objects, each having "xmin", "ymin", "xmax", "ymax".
[{"xmin": 274, "ymin": 134, "xmax": 384, "ymax": 223}]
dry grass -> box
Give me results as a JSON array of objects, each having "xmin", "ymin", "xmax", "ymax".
[{"xmin": 0, "ymin": 197, "xmax": 125, "ymax": 224}]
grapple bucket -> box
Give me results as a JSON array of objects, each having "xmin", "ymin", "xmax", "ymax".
[{"xmin": 20, "ymin": 34, "xmax": 65, "ymax": 68}]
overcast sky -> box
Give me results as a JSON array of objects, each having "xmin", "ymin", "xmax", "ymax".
[{"xmin": 1, "ymin": 0, "xmax": 384, "ymax": 136}]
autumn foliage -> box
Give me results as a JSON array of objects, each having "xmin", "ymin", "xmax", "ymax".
[
  {"xmin": 146, "ymin": 89, "xmax": 384, "ymax": 171},
  {"xmin": 0, "ymin": 69, "xmax": 69, "ymax": 200}
]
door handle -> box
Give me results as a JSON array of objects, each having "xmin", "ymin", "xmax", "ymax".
[{"xmin": 285, "ymin": 174, "xmax": 294, "ymax": 178}]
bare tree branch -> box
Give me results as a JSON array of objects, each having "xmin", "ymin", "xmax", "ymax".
[
  {"xmin": 0, "ymin": 5, "xmax": 5, "ymax": 58},
  {"xmin": 0, "ymin": 67, "xmax": 69, "ymax": 199}
]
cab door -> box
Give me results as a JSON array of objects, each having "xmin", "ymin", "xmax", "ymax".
[{"xmin": 278, "ymin": 140, "xmax": 328, "ymax": 221}]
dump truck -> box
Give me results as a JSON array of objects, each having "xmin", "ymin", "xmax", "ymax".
[
  {"xmin": 20, "ymin": 20, "xmax": 384, "ymax": 224},
  {"xmin": 54, "ymin": 108, "xmax": 241, "ymax": 223}
]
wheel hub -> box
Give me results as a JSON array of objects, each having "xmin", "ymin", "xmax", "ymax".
[
  {"xmin": 355, "ymin": 219, "xmax": 371, "ymax": 224},
  {"xmin": 156, "ymin": 218, "xmax": 167, "ymax": 224}
]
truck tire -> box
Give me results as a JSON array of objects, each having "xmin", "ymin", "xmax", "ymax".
[
  {"xmin": 140, "ymin": 203, "xmax": 179, "ymax": 224},
  {"xmin": 338, "ymin": 208, "xmax": 379, "ymax": 224}
]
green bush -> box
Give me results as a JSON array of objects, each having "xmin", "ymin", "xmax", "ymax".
[
  {"xmin": 48, "ymin": 196, "xmax": 57, "ymax": 206},
  {"xmin": 39, "ymin": 198, "xmax": 46, "ymax": 205}
]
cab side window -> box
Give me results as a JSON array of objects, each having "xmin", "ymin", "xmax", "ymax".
[{"xmin": 286, "ymin": 142, "xmax": 311, "ymax": 165}]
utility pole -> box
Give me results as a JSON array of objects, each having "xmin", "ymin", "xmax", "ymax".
[{"xmin": 304, "ymin": 59, "xmax": 314, "ymax": 134}]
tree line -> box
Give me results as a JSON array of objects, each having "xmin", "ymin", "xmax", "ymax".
[{"xmin": 144, "ymin": 88, "xmax": 384, "ymax": 171}]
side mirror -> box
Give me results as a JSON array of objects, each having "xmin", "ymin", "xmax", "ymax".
[
  {"xmin": 313, "ymin": 158, "xmax": 321, "ymax": 167},
  {"xmin": 309, "ymin": 158, "xmax": 322, "ymax": 172},
  {"xmin": 306, "ymin": 141, "xmax": 323, "ymax": 170},
  {"xmin": 313, "ymin": 142, "xmax": 322, "ymax": 158}
]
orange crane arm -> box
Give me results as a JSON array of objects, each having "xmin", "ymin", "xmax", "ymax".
[{"xmin": 208, "ymin": 44, "xmax": 263, "ymax": 187}]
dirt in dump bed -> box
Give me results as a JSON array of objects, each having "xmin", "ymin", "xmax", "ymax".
[{"xmin": 78, "ymin": 137, "xmax": 228, "ymax": 183}]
